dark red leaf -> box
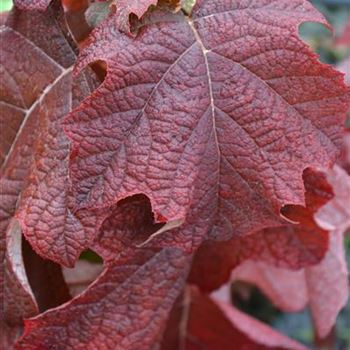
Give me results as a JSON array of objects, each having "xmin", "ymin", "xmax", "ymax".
[
  {"xmin": 189, "ymin": 169, "xmax": 332, "ymax": 291},
  {"xmin": 112, "ymin": 0, "xmax": 159, "ymax": 33},
  {"xmin": 65, "ymin": 0, "xmax": 350, "ymax": 252},
  {"xmin": 92, "ymin": 194, "xmax": 164, "ymax": 262},
  {"xmin": 214, "ymin": 165, "xmax": 350, "ymax": 338},
  {"xmin": 1, "ymin": 5, "xmax": 106, "ymax": 267},
  {"xmin": 161, "ymin": 285, "xmax": 307, "ymax": 350},
  {"xmin": 224, "ymin": 226, "xmax": 348, "ymax": 338},
  {"xmin": 16, "ymin": 196, "xmax": 192, "ymax": 349},
  {"xmin": 13, "ymin": 0, "xmax": 52, "ymax": 11}
]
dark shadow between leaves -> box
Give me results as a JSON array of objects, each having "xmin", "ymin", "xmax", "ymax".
[{"xmin": 22, "ymin": 238, "xmax": 71, "ymax": 313}]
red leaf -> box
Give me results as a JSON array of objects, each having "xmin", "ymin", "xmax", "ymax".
[
  {"xmin": 92, "ymin": 194, "xmax": 164, "ymax": 262},
  {"xmin": 0, "ymin": 5, "xmax": 106, "ymax": 267},
  {"xmin": 65, "ymin": 0, "xmax": 350, "ymax": 252},
  {"xmin": 225, "ymin": 228, "xmax": 348, "ymax": 339},
  {"xmin": 188, "ymin": 169, "xmax": 332, "ymax": 291},
  {"xmin": 161, "ymin": 285, "xmax": 307, "ymax": 350},
  {"xmin": 112, "ymin": 0, "xmax": 159, "ymax": 34},
  {"xmin": 13, "ymin": 0, "xmax": 52, "ymax": 11},
  {"xmin": 16, "ymin": 197, "xmax": 192, "ymax": 349},
  {"xmin": 215, "ymin": 165, "xmax": 350, "ymax": 338}
]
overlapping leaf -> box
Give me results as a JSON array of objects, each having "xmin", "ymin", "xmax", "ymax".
[
  {"xmin": 65, "ymin": 0, "xmax": 350, "ymax": 252},
  {"xmin": 0, "ymin": 4, "xmax": 106, "ymax": 268},
  {"xmin": 161, "ymin": 285, "xmax": 307, "ymax": 350},
  {"xmin": 212, "ymin": 164, "xmax": 350, "ymax": 338},
  {"xmin": 112, "ymin": 0, "xmax": 159, "ymax": 33},
  {"xmin": 188, "ymin": 169, "xmax": 332, "ymax": 291},
  {"xmin": 2, "ymin": 0, "xmax": 350, "ymax": 349},
  {"xmin": 0, "ymin": 4, "xmax": 106, "ymax": 346},
  {"xmin": 13, "ymin": 0, "xmax": 52, "ymax": 11},
  {"xmin": 225, "ymin": 228, "xmax": 347, "ymax": 339},
  {"xmin": 17, "ymin": 196, "xmax": 192, "ymax": 350}
]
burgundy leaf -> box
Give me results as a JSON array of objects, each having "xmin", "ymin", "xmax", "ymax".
[
  {"xmin": 112, "ymin": 0, "xmax": 159, "ymax": 34},
  {"xmin": 223, "ymin": 228, "xmax": 348, "ymax": 339},
  {"xmin": 65, "ymin": 0, "xmax": 350, "ymax": 252},
  {"xmin": 13, "ymin": 0, "xmax": 52, "ymax": 11},
  {"xmin": 61, "ymin": 0, "xmax": 89, "ymax": 12},
  {"xmin": 161, "ymin": 285, "xmax": 307, "ymax": 350},
  {"xmin": 188, "ymin": 169, "xmax": 332, "ymax": 291},
  {"xmin": 17, "ymin": 249, "xmax": 191, "ymax": 350},
  {"xmin": 214, "ymin": 165, "xmax": 350, "ymax": 338},
  {"xmin": 16, "ymin": 194, "xmax": 192, "ymax": 349},
  {"xmin": 1, "ymin": 4, "xmax": 106, "ymax": 267},
  {"xmin": 92, "ymin": 194, "xmax": 164, "ymax": 262}
]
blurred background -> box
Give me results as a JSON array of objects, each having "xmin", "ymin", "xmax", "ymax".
[{"xmin": 0, "ymin": 0, "xmax": 349, "ymax": 349}]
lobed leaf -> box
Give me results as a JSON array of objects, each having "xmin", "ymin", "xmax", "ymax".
[
  {"xmin": 16, "ymin": 196, "xmax": 192, "ymax": 349},
  {"xmin": 0, "ymin": 4, "xmax": 107, "ymax": 268},
  {"xmin": 65, "ymin": 0, "xmax": 350, "ymax": 252},
  {"xmin": 112, "ymin": 0, "xmax": 159, "ymax": 34},
  {"xmin": 213, "ymin": 165, "xmax": 350, "ymax": 338},
  {"xmin": 188, "ymin": 169, "xmax": 332, "ymax": 291}
]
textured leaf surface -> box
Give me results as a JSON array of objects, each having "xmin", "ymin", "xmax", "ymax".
[
  {"xmin": 188, "ymin": 169, "xmax": 332, "ymax": 291},
  {"xmin": 13, "ymin": 0, "xmax": 52, "ymax": 11},
  {"xmin": 215, "ymin": 166, "xmax": 350, "ymax": 338},
  {"xmin": 161, "ymin": 285, "xmax": 307, "ymax": 350},
  {"xmin": 65, "ymin": 0, "xmax": 349, "ymax": 251},
  {"xmin": 17, "ymin": 196, "xmax": 192, "ymax": 350},
  {"xmin": 0, "ymin": 5, "xmax": 106, "ymax": 267},
  {"xmin": 225, "ymin": 228, "xmax": 347, "ymax": 339},
  {"xmin": 112, "ymin": 0, "xmax": 159, "ymax": 33}
]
